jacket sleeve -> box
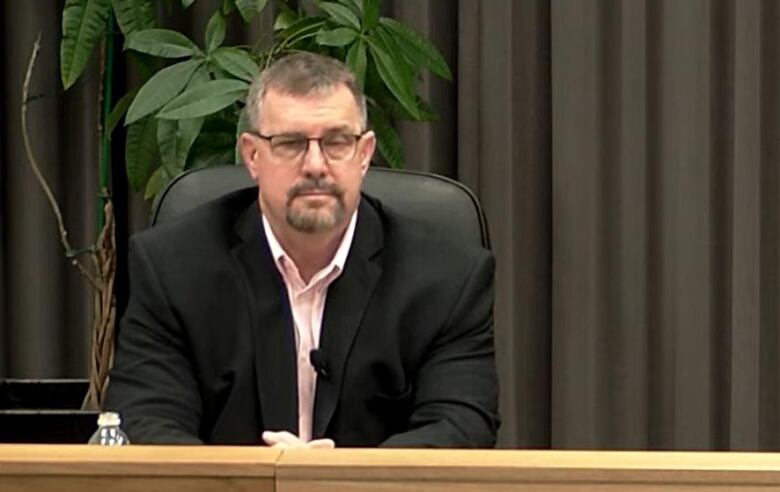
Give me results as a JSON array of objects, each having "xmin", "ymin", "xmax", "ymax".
[
  {"xmin": 380, "ymin": 250, "xmax": 500, "ymax": 448},
  {"xmin": 104, "ymin": 236, "xmax": 204, "ymax": 444}
]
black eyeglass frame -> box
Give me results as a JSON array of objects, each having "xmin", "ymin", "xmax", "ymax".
[{"xmin": 248, "ymin": 130, "xmax": 369, "ymax": 162}]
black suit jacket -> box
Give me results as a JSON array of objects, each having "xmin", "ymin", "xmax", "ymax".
[{"xmin": 106, "ymin": 188, "xmax": 499, "ymax": 447}]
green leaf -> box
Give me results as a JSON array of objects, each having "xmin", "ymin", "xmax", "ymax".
[
  {"xmin": 125, "ymin": 58, "xmax": 203, "ymax": 125},
  {"xmin": 190, "ymin": 126, "xmax": 238, "ymax": 169},
  {"xmin": 377, "ymin": 93, "xmax": 438, "ymax": 121},
  {"xmin": 194, "ymin": 109, "xmax": 240, "ymax": 135},
  {"xmin": 363, "ymin": 0, "xmax": 379, "ymax": 30},
  {"xmin": 316, "ymin": 27, "xmax": 358, "ymax": 47},
  {"xmin": 220, "ymin": 0, "xmax": 235, "ymax": 15},
  {"xmin": 178, "ymin": 117, "xmax": 206, "ymax": 159},
  {"xmin": 279, "ymin": 17, "xmax": 328, "ymax": 46},
  {"xmin": 189, "ymin": 63, "xmax": 213, "ymax": 85},
  {"xmin": 274, "ymin": 7, "xmax": 298, "ymax": 31},
  {"xmin": 181, "ymin": 0, "xmax": 194, "ymax": 8},
  {"xmin": 125, "ymin": 116, "xmax": 159, "ymax": 191},
  {"xmin": 365, "ymin": 35, "xmax": 419, "ymax": 120},
  {"xmin": 144, "ymin": 166, "xmax": 170, "ymax": 200},
  {"xmin": 111, "ymin": 0, "xmax": 154, "ymax": 36},
  {"xmin": 208, "ymin": 63, "xmax": 230, "ymax": 80},
  {"xmin": 379, "ymin": 18, "xmax": 451, "ymax": 80},
  {"xmin": 157, "ymin": 117, "xmax": 205, "ymax": 176},
  {"xmin": 401, "ymin": 95, "xmax": 438, "ymax": 121},
  {"xmin": 106, "ymin": 88, "xmax": 138, "ymax": 137},
  {"xmin": 339, "ymin": 0, "xmax": 362, "ymax": 16},
  {"xmin": 181, "ymin": 117, "xmax": 207, "ymax": 152},
  {"xmin": 369, "ymin": 106, "xmax": 404, "ymax": 169},
  {"xmin": 60, "ymin": 0, "xmax": 111, "ymax": 89},
  {"xmin": 367, "ymin": 74, "xmax": 428, "ymax": 118},
  {"xmin": 346, "ymin": 38, "xmax": 366, "ymax": 90},
  {"xmin": 414, "ymin": 96, "xmax": 438, "ymax": 121},
  {"xmin": 234, "ymin": 0, "xmax": 268, "ymax": 22},
  {"xmin": 190, "ymin": 142, "xmax": 236, "ymax": 169},
  {"xmin": 157, "ymin": 79, "xmax": 249, "ymax": 119},
  {"xmin": 212, "ymin": 47, "xmax": 258, "ymax": 82},
  {"xmin": 234, "ymin": 108, "xmax": 251, "ymax": 164},
  {"xmin": 125, "ymin": 29, "xmax": 200, "ymax": 58},
  {"xmin": 156, "ymin": 119, "xmax": 179, "ymax": 174},
  {"xmin": 127, "ymin": 51, "xmax": 159, "ymax": 82},
  {"xmin": 319, "ymin": 2, "xmax": 361, "ymax": 30},
  {"xmin": 205, "ymin": 10, "xmax": 226, "ymax": 53}
]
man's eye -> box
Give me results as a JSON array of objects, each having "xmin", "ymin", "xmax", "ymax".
[
  {"xmin": 323, "ymin": 135, "xmax": 352, "ymax": 147},
  {"xmin": 273, "ymin": 139, "xmax": 306, "ymax": 151}
]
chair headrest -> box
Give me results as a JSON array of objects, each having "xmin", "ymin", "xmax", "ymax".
[{"xmin": 152, "ymin": 166, "xmax": 490, "ymax": 249}]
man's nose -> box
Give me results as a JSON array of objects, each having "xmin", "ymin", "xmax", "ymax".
[{"xmin": 300, "ymin": 139, "xmax": 328, "ymax": 177}]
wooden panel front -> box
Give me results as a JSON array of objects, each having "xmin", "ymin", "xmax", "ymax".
[
  {"xmin": 9, "ymin": 445, "xmax": 780, "ymax": 491},
  {"xmin": 0, "ymin": 445, "xmax": 280, "ymax": 492},
  {"xmin": 275, "ymin": 449, "xmax": 780, "ymax": 492}
]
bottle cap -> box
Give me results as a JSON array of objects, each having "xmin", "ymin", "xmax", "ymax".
[{"xmin": 97, "ymin": 412, "xmax": 121, "ymax": 427}]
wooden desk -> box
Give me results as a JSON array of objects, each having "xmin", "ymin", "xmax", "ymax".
[
  {"xmin": 0, "ymin": 445, "xmax": 280, "ymax": 492},
  {"xmin": 276, "ymin": 449, "xmax": 780, "ymax": 491},
  {"xmin": 6, "ymin": 446, "xmax": 780, "ymax": 491}
]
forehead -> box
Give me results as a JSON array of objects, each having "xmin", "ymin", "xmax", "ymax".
[{"xmin": 259, "ymin": 84, "xmax": 362, "ymax": 132}]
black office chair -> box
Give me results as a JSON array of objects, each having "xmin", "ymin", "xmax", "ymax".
[{"xmin": 152, "ymin": 165, "xmax": 490, "ymax": 249}]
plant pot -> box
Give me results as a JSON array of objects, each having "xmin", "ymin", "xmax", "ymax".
[{"xmin": 0, "ymin": 379, "xmax": 99, "ymax": 443}]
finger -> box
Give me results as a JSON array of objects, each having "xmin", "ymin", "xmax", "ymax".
[
  {"xmin": 276, "ymin": 431, "xmax": 304, "ymax": 446},
  {"xmin": 261, "ymin": 431, "xmax": 281, "ymax": 446},
  {"xmin": 263, "ymin": 431, "xmax": 293, "ymax": 446},
  {"xmin": 262, "ymin": 431, "xmax": 304, "ymax": 447},
  {"xmin": 307, "ymin": 438, "xmax": 336, "ymax": 449}
]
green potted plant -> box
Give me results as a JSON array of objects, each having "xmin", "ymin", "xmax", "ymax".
[
  {"xmin": 111, "ymin": 0, "xmax": 452, "ymax": 198},
  {"xmin": 4, "ymin": 0, "xmax": 450, "ymax": 442}
]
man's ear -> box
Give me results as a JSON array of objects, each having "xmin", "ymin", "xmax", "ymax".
[
  {"xmin": 238, "ymin": 133, "xmax": 259, "ymax": 180},
  {"xmin": 359, "ymin": 130, "xmax": 376, "ymax": 176}
]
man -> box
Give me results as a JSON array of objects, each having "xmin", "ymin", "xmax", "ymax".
[{"xmin": 106, "ymin": 53, "xmax": 499, "ymax": 448}]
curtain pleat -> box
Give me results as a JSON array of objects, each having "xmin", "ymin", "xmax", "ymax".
[{"xmin": 550, "ymin": 0, "xmax": 780, "ymax": 450}]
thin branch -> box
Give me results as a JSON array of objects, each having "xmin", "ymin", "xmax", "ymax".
[
  {"xmin": 21, "ymin": 32, "xmax": 100, "ymax": 289},
  {"xmin": 73, "ymin": 259, "xmax": 101, "ymax": 291}
]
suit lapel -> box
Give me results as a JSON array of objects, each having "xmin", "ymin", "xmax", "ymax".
[
  {"xmin": 230, "ymin": 203, "xmax": 298, "ymax": 436},
  {"xmin": 313, "ymin": 198, "xmax": 383, "ymax": 439}
]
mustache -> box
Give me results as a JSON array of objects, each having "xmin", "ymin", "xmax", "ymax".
[{"xmin": 287, "ymin": 178, "xmax": 343, "ymax": 201}]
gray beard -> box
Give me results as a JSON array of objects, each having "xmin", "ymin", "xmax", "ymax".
[
  {"xmin": 287, "ymin": 201, "xmax": 345, "ymax": 233},
  {"xmin": 285, "ymin": 177, "xmax": 346, "ymax": 233}
]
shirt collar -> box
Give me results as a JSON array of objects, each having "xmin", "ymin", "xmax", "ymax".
[{"xmin": 261, "ymin": 207, "xmax": 358, "ymax": 287}]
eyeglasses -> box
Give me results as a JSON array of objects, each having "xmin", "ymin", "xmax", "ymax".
[{"xmin": 250, "ymin": 131, "xmax": 367, "ymax": 163}]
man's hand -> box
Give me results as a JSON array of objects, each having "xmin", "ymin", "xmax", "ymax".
[{"xmin": 261, "ymin": 431, "xmax": 335, "ymax": 449}]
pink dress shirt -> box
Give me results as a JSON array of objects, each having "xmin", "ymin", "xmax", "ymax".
[{"xmin": 261, "ymin": 210, "xmax": 357, "ymax": 442}]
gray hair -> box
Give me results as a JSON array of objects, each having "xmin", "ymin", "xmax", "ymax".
[{"xmin": 245, "ymin": 53, "xmax": 368, "ymax": 130}]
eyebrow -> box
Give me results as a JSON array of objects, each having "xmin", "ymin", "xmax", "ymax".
[
  {"xmin": 272, "ymin": 125, "xmax": 357, "ymax": 138},
  {"xmin": 323, "ymin": 124, "xmax": 354, "ymax": 134}
]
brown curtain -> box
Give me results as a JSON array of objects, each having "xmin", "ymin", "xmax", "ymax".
[
  {"xmin": 550, "ymin": 0, "xmax": 780, "ymax": 450},
  {"xmin": 1, "ymin": 1, "xmax": 99, "ymax": 377},
  {"xmin": 2, "ymin": 0, "xmax": 780, "ymax": 451}
]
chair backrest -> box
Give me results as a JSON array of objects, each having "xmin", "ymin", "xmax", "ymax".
[{"xmin": 152, "ymin": 166, "xmax": 490, "ymax": 248}]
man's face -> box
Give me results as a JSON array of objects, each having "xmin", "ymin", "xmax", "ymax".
[{"xmin": 240, "ymin": 84, "xmax": 375, "ymax": 235}]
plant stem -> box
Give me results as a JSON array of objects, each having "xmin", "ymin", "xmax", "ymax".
[
  {"xmin": 21, "ymin": 32, "xmax": 100, "ymax": 290},
  {"xmin": 98, "ymin": 14, "xmax": 115, "ymax": 232}
]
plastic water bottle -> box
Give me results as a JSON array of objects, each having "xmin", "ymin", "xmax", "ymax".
[{"xmin": 88, "ymin": 412, "xmax": 130, "ymax": 445}]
